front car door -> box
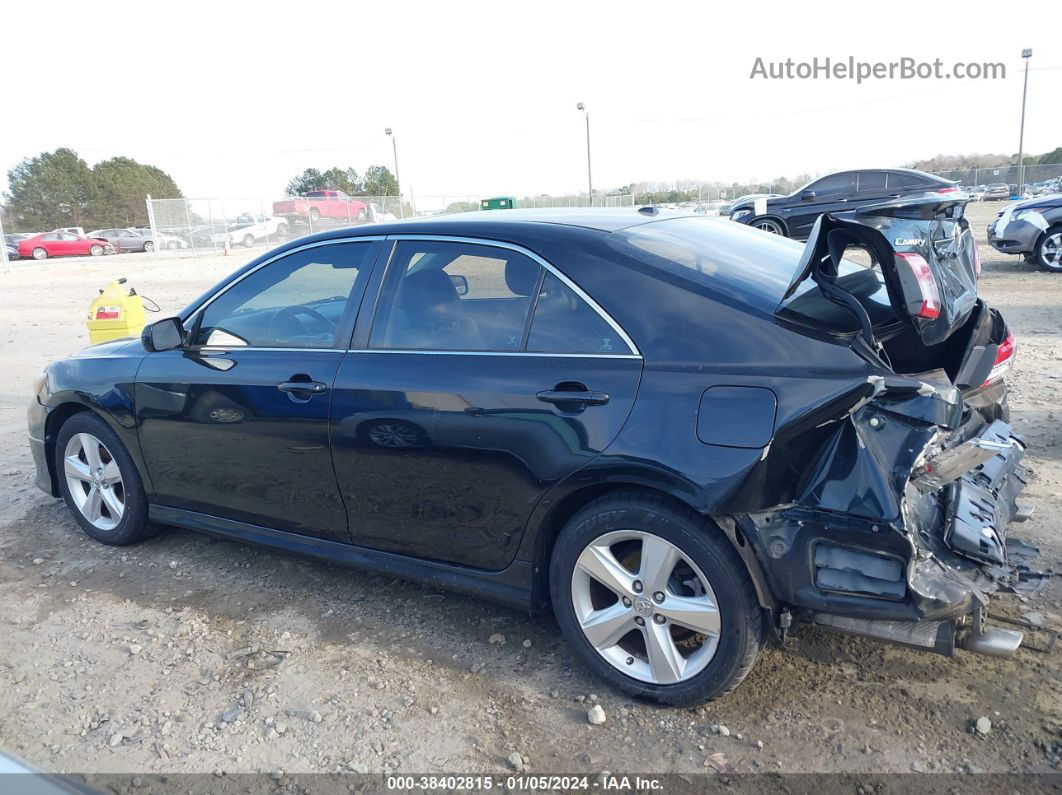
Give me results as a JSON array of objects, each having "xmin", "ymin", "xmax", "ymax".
[
  {"xmin": 785, "ymin": 172, "xmax": 858, "ymax": 239},
  {"xmin": 135, "ymin": 238, "xmax": 380, "ymax": 542},
  {"xmin": 330, "ymin": 236, "xmax": 643, "ymax": 570}
]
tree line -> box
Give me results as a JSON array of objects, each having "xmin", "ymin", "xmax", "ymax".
[
  {"xmin": 3, "ymin": 148, "xmax": 183, "ymax": 232},
  {"xmin": 285, "ymin": 165, "xmax": 399, "ymax": 198}
]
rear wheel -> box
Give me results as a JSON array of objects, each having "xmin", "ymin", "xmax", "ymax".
[
  {"xmin": 1037, "ymin": 227, "xmax": 1062, "ymax": 272},
  {"xmin": 89, "ymin": 244, "xmax": 103, "ymax": 256},
  {"xmin": 550, "ymin": 493, "xmax": 763, "ymax": 706},
  {"xmin": 55, "ymin": 412, "xmax": 156, "ymax": 546},
  {"xmin": 242, "ymin": 234, "xmax": 255, "ymax": 248},
  {"xmin": 32, "ymin": 247, "xmax": 48, "ymax": 260},
  {"xmin": 144, "ymin": 240, "xmax": 155, "ymax": 253},
  {"xmin": 753, "ymin": 218, "xmax": 785, "ymax": 235}
]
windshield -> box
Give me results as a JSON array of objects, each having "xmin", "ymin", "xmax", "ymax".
[{"xmin": 611, "ymin": 216, "xmax": 894, "ymax": 334}]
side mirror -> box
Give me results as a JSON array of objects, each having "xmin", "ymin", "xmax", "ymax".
[
  {"xmin": 801, "ymin": 190, "xmax": 817, "ymax": 202},
  {"xmin": 449, "ymin": 274, "xmax": 469, "ymax": 296},
  {"xmin": 142, "ymin": 316, "xmax": 185, "ymax": 352}
]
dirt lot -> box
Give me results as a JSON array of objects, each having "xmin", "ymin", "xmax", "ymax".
[{"xmin": 0, "ymin": 202, "xmax": 1060, "ymax": 780}]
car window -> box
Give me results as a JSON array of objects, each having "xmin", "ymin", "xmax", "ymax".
[
  {"xmin": 193, "ymin": 242, "xmax": 372, "ymax": 349},
  {"xmin": 370, "ymin": 240, "xmax": 539, "ymax": 352},
  {"xmin": 808, "ymin": 173, "xmax": 856, "ymax": 196},
  {"xmin": 42, "ymin": 233, "xmax": 59, "ymax": 241},
  {"xmin": 887, "ymin": 172, "xmax": 927, "ymax": 189},
  {"xmin": 526, "ymin": 271, "xmax": 631, "ymax": 355},
  {"xmin": 856, "ymin": 172, "xmax": 887, "ymax": 192},
  {"xmin": 60, "ymin": 233, "xmax": 79, "ymax": 240}
]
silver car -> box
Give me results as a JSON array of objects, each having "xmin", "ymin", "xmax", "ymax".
[{"xmin": 87, "ymin": 228, "xmax": 157, "ymax": 253}]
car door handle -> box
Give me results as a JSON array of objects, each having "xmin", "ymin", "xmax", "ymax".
[
  {"xmin": 277, "ymin": 380, "xmax": 327, "ymax": 394},
  {"xmin": 536, "ymin": 389, "xmax": 610, "ymax": 407}
]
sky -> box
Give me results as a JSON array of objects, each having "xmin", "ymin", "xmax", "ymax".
[{"xmin": 2, "ymin": 0, "xmax": 1060, "ymax": 206}]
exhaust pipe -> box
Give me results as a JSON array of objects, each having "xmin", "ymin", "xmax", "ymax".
[{"xmin": 957, "ymin": 627, "xmax": 1024, "ymax": 658}]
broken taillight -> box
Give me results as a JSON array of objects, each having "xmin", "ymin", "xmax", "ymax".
[
  {"xmin": 895, "ymin": 252, "xmax": 941, "ymax": 319},
  {"xmin": 982, "ymin": 331, "xmax": 1016, "ymax": 386}
]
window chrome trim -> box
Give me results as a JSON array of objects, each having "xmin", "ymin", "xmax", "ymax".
[
  {"xmin": 196, "ymin": 347, "xmax": 347, "ymax": 354},
  {"xmin": 182, "ymin": 235, "xmax": 385, "ymax": 351},
  {"xmin": 380, "ymin": 234, "xmax": 642, "ymax": 357},
  {"xmin": 345, "ymin": 348, "xmax": 641, "ymax": 360}
]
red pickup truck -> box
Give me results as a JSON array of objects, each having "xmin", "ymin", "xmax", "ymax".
[{"xmin": 272, "ymin": 190, "xmax": 370, "ymax": 224}]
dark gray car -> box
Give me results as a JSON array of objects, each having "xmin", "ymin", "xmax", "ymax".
[{"xmin": 87, "ymin": 228, "xmax": 156, "ymax": 253}]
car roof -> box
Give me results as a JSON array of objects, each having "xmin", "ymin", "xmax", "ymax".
[{"xmin": 305, "ymin": 207, "xmax": 687, "ymax": 240}]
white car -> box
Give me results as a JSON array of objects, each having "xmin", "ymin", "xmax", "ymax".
[
  {"xmin": 214, "ymin": 213, "xmax": 290, "ymax": 247},
  {"xmin": 366, "ymin": 203, "xmax": 397, "ymax": 222}
]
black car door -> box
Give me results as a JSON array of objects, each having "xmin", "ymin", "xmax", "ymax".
[
  {"xmin": 135, "ymin": 239, "xmax": 380, "ymax": 542},
  {"xmin": 329, "ymin": 236, "xmax": 643, "ymax": 570},
  {"xmin": 785, "ymin": 172, "xmax": 858, "ymax": 239}
]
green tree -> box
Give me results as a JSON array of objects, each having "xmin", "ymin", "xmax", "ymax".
[
  {"xmin": 5, "ymin": 148, "xmax": 96, "ymax": 230},
  {"xmin": 90, "ymin": 156, "xmax": 182, "ymax": 228},
  {"xmin": 285, "ymin": 166, "xmax": 362, "ymax": 196},
  {"xmin": 1038, "ymin": 147, "xmax": 1062, "ymax": 165},
  {"xmin": 363, "ymin": 165, "xmax": 398, "ymax": 197}
]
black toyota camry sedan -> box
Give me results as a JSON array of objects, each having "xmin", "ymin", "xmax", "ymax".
[{"xmin": 28, "ymin": 205, "xmax": 1027, "ymax": 705}]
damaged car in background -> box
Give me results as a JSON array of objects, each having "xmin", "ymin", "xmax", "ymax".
[
  {"xmin": 28, "ymin": 201, "xmax": 1035, "ymax": 706},
  {"xmin": 987, "ymin": 192, "xmax": 1062, "ymax": 272}
]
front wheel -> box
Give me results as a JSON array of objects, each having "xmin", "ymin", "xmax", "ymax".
[
  {"xmin": 753, "ymin": 218, "xmax": 785, "ymax": 235},
  {"xmin": 1037, "ymin": 227, "xmax": 1062, "ymax": 272},
  {"xmin": 550, "ymin": 493, "xmax": 763, "ymax": 706},
  {"xmin": 144, "ymin": 240, "xmax": 155, "ymax": 253},
  {"xmin": 55, "ymin": 412, "xmax": 157, "ymax": 546},
  {"xmin": 242, "ymin": 234, "xmax": 255, "ymax": 248},
  {"xmin": 32, "ymin": 247, "xmax": 48, "ymax": 260}
]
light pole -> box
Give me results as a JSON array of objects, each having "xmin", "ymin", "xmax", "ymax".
[
  {"xmin": 1017, "ymin": 48, "xmax": 1032, "ymax": 197},
  {"xmin": 385, "ymin": 127, "xmax": 402, "ymax": 217},
  {"xmin": 576, "ymin": 103, "xmax": 593, "ymax": 206}
]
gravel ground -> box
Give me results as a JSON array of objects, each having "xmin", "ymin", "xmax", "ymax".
[{"xmin": 0, "ymin": 203, "xmax": 1059, "ymax": 778}]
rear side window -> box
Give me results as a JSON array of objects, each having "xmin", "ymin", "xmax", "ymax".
[
  {"xmin": 856, "ymin": 172, "xmax": 887, "ymax": 192},
  {"xmin": 527, "ymin": 272, "xmax": 626, "ymax": 354},
  {"xmin": 370, "ymin": 240, "xmax": 538, "ymax": 352},
  {"xmin": 887, "ymin": 172, "xmax": 930, "ymax": 189}
]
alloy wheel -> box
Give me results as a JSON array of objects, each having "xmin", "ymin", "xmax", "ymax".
[
  {"xmin": 755, "ymin": 219, "xmax": 783, "ymax": 235},
  {"xmin": 571, "ymin": 530, "xmax": 721, "ymax": 684},
  {"xmin": 63, "ymin": 432, "xmax": 125, "ymax": 531},
  {"xmin": 1041, "ymin": 232, "xmax": 1061, "ymax": 270},
  {"xmin": 367, "ymin": 422, "xmax": 420, "ymax": 448},
  {"xmin": 145, "ymin": 241, "xmax": 155, "ymax": 252},
  {"xmin": 33, "ymin": 247, "xmax": 47, "ymax": 260}
]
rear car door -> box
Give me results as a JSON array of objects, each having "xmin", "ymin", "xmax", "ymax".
[
  {"xmin": 330, "ymin": 236, "xmax": 643, "ymax": 570},
  {"xmin": 135, "ymin": 238, "xmax": 380, "ymax": 541},
  {"xmin": 785, "ymin": 172, "xmax": 858, "ymax": 239}
]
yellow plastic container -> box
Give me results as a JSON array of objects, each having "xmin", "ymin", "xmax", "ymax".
[{"xmin": 87, "ymin": 278, "xmax": 148, "ymax": 344}]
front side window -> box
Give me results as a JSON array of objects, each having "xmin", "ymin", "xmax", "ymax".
[
  {"xmin": 809, "ymin": 173, "xmax": 856, "ymax": 196},
  {"xmin": 193, "ymin": 242, "xmax": 371, "ymax": 349}
]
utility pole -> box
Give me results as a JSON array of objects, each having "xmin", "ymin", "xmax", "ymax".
[
  {"xmin": 385, "ymin": 128, "xmax": 402, "ymax": 217},
  {"xmin": 1017, "ymin": 48, "xmax": 1032, "ymax": 196},
  {"xmin": 577, "ymin": 103, "xmax": 593, "ymax": 205}
]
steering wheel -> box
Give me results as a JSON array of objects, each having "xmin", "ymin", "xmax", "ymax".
[{"xmin": 267, "ymin": 305, "xmax": 336, "ymax": 345}]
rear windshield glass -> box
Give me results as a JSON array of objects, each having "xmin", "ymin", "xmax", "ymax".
[{"xmin": 610, "ymin": 216, "xmax": 895, "ymax": 334}]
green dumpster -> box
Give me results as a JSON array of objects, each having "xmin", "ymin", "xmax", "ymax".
[{"xmin": 480, "ymin": 196, "xmax": 516, "ymax": 210}]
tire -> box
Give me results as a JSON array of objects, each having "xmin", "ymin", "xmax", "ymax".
[
  {"xmin": 144, "ymin": 241, "xmax": 155, "ymax": 253},
  {"xmin": 752, "ymin": 218, "xmax": 785, "ymax": 236},
  {"xmin": 242, "ymin": 234, "xmax": 255, "ymax": 248},
  {"xmin": 89, "ymin": 244, "xmax": 103, "ymax": 256},
  {"xmin": 1036, "ymin": 226, "xmax": 1062, "ymax": 273},
  {"xmin": 55, "ymin": 412, "xmax": 157, "ymax": 546},
  {"xmin": 550, "ymin": 493, "xmax": 763, "ymax": 706},
  {"xmin": 32, "ymin": 247, "xmax": 48, "ymax": 260}
]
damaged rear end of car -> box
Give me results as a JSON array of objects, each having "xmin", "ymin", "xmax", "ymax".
[{"xmin": 741, "ymin": 194, "xmax": 1031, "ymax": 658}]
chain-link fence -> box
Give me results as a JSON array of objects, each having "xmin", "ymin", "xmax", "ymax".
[
  {"xmin": 146, "ymin": 193, "xmax": 635, "ymax": 255},
  {"xmin": 928, "ymin": 163, "xmax": 1062, "ymax": 192}
]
